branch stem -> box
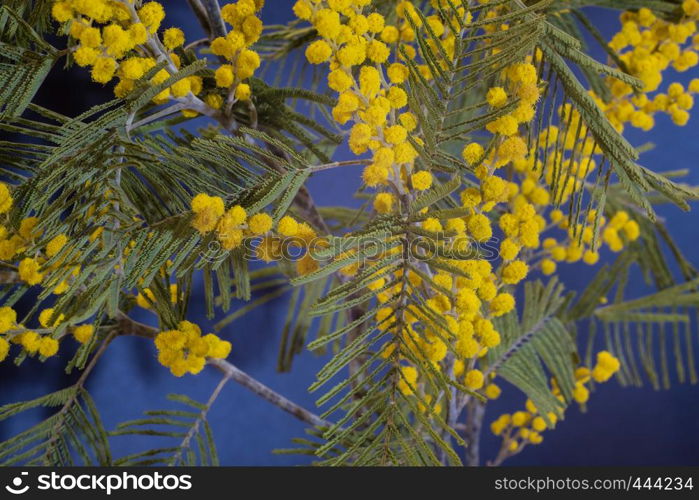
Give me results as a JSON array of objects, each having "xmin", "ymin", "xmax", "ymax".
[
  {"xmin": 116, "ymin": 314, "xmax": 328, "ymax": 428},
  {"xmin": 200, "ymin": 0, "xmax": 228, "ymax": 38},
  {"xmin": 186, "ymin": 0, "xmax": 213, "ymax": 38},
  {"xmin": 207, "ymin": 358, "xmax": 328, "ymax": 428},
  {"xmin": 171, "ymin": 374, "xmax": 230, "ymax": 465}
]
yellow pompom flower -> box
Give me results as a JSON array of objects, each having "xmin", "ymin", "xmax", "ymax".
[
  {"xmin": 38, "ymin": 337, "xmax": 59, "ymax": 358},
  {"xmin": 205, "ymin": 93, "xmax": 224, "ymax": 109},
  {"xmin": 384, "ymin": 125, "xmax": 407, "ymax": 145},
  {"xmin": 486, "ymin": 115, "xmax": 519, "ymax": 136},
  {"xmin": 138, "ymin": 2, "xmax": 166, "ymax": 33},
  {"xmin": 0, "ymin": 238, "xmax": 19, "ymax": 261},
  {"xmin": 51, "ymin": 1, "xmax": 73, "ymax": 22},
  {"xmin": 349, "ymin": 123, "xmax": 373, "ymax": 154},
  {"xmin": 0, "ymin": 183, "xmax": 13, "ymax": 214},
  {"xmin": 572, "ymin": 383, "xmax": 589, "ymax": 404},
  {"xmin": 277, "ymin": 216, "xmax": 299, "ymax": 237},
  {"xmin": 235, "ymin": 83, "xmax": 252, "ymax": 101},
  {"xmin": 373, "ymin": 193, "xmax": 395, "ymax": 213},
  {"xmin": 73, "ymin": 324, "xmax": 95, "ymax": 344},
  {"xmin": 113, "ymin": 79, "xmax": 134, "ymax": 98},
  {"xmin": 381, "ymin": 25, "xmax": 400, "ymax": 43},
  {"xmin": 366, "ymin": 40, "xmax": 390, "ymax": 63},
  {"xmin": 91, "ymin": 57, "xmax": 117, "ymax": 84},
  {"xmin": 119, "ymin": 57, "xmax": 152, "ymax": 80},
  {"xmin": 622, "ymin": 220, "xmax": 640, "ymax": 241},
  {"xmin": 306, "ymin": 40, "xmax": 333, "ymax": 64},
  {"xmin": 490, "ymin": 293, "xmax": 515, "ymax": 317},
  {"xmin": 218, "ymin": 228, "xmax": 244, "ymax": 251},
  {"xmin": 328, "ymin": 69, "xmax": 353, "ymax": 92},
  {"xmin": 481, "ymin": 176, "xmax": 507, "ymax": 203},
  {"xmin": 387, "ymin": 63, "xmax": 409, "ymax": 84},
  {"xmin": 485, "ymin": 383, "xmax": 501, "ymax": 399},
  {"xmin": 591, "ymin": 350, "xmax": 621, "ymax": 382},
  {"xmin": 502, "ymin": 260, "xmax": 528, "ymax": 284},
  {"xmin": 190, "ymin": 193, "xmax": 225, "ymax": 234},
  {"xmin": 79, "ymin": 27, "xmax": 102, "ymax": 48},
  {"xmin": 17, "ymin": 331, "xmax": 40, "ymax": 353},
  {"xmin": 129, "ymin": 23, "xmax": 148, "ymax": 45},
  {"xmin": 226, "ymin": 205, "xmax": 248, "ymax": 226},
  {"xmin": 388, "ymin": 86, "xmax": 408, "ymax": 109},
  {"xmin": 216, "ymin": 205, "xmax": 247, "ymax": 250},
  {"xmin": 465, "ymin": 369, "xmax": 485, "ymax": 390},
  {"xmin": 293, "ymin": 0, "xmax": 313, "ymax": 20},
  {"xmin": 486, "ymin": 87, "xmax": 508, "ymax": 108},
  {"xmin": 102, "ymin": 24, "xmax": 132, "ymax": 58},
  {"xmin": 497, "ymin": 136, "xmax": 528, "ymax": 164},
  {"xmin": 73, "ymin": 47, "xmax": 98, "ymax": 69},
  {"xmin": 248, "ymin": 213, "xmax": 273, "ymax": 235},
  {"xmin": 203, "ymin": 334, "xmax": 232, "ymax": 359},
  {"xmin": 0, "ymin": 337, "xmax": 9, "ymax": 362},
  {"xmin": 236, "ymin": 49, "xmax": 261, "ymax": 79},
  {"xmin": 467, "ymin": 214, "xmax": 492, "ymax": 242},
  {"xmin": 19, "ymin": 217, "xmax": 40, "ymax": 240},
  {"xmin": 410, "ymin": 171, "xmax": 433, "ymax": 191},
  {"xmin": 0, "ymin": 307, "xmax": 17, "ymax": 333},
  {"xmin": 313, "ymin": 8, "xmax": 342, "ymax": 39},
  {"xmin": 170, "ymin": 78, "xmax": 191, "ymax": 98},
  {"xmin": 211, "ymin": 37, "xmax": 235, "ymax": 60},
  {"xmin": 362, "ymin": 164, "xmax": 389, "ymax": 187},
  {"xmin": 541, "ymin": 259, "xmax": 556, "ymax": 275},
  {"xmin": 499, "ymin": 238, "xmax": 520, "ymax": 261},
  {"xmin": 39, "ymin": 308, "xmax": 64, "ymax": 328},
  {"xmin": 163, "ymin": 28, "xmax": 185, "ymax": 49},
  {"xmin": 582, "ymin": 250, "xmax": 600, "ymax": 265},
  {"xmin": 214, "ymin": 65, "xmax": 235, "ymax": 88},
  {"xmin": 18, "ymin": 258, "xmax": 43, "ymax": 286},
  {"xmin": 462, "ymin": 143, "xmax": 484, "ymax": 165},
  {"xmin": 477, "ymin": 280, "xmax": 497, "ymax": 301}
]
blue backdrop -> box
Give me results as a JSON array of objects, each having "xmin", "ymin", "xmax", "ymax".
[{"xmin": 1, "ymin": 3, "xmax": 698, "ymax": 466}]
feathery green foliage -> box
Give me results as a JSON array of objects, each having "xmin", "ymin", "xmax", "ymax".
[{"xmin": 0, "ymin": 0, "xmax": 697, "ymax": 468}]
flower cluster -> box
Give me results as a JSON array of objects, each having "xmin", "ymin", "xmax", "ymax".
[
  {"xmin": 0, "ymin": 182, "xmax": 83, "ymax": 296},
  {"xmin": 296, "ymin": 0, "xmax": 426, "ymax": 195},
  {"xmin": 601, "ymin": 6, "xmax": 698, "ymax": 130},
  {"xmin": 490, "ymin": 351, "xmax": 621, "ymax": 458},
  {"xmin": 211, "ymin": 0, "xmax": 264, "ymax": 102},
  {"xmin": 0, "ymin": 182, "xmax": 101, "ymax": 364},
  {"xmin": 53, "ymin": 1, "xmax": 163, "ymax": 85},
  {"xmin": 190, "ymin": 193, "xmax": 273, "ymax": 249},
  {"xmin": 539, "ymin": 209, "xmax": 640, "ymax": 275},
  {"xmin": 190, "ymin": 193, "xmax": 323, "ymax": 276},
  {"xmin": 154, "ymin": 320, "xmax": 231, "ymax": 376},
  {"xmin": 291, "ymin": 0, "xmax": 652, "ymax": 431},
  {"xmin": 0, "ymin": 306, "xmax": 58, "ymax": 360},
  {"xmin": 295, "ymin": 1, "xmax": 575, "ymax": 409},
  {"xmin": 16, "ymin": 230, "xmax": 77, "ymax": 292},
  {"xmin": 50, "ymin": 0, "xmax": 263, "ymax": 114},
  {"xmin": 386, "ymin": 68, "xmax": 547, "ymax": 396},
  {"xmin": 0, "ymin": 304, "xmax": 96, "ymax": 363},
  {"xmin": 255, "ymin": 216, "xmax": 322, "ymax": 276}
]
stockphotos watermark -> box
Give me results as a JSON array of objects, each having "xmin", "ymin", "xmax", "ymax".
[
  {"xmin": 3, "ymin": 470, "xmax": 192, "ymax": 496},
  {"xmin": 199, "ymin": 233, "xmax": 502, "ymax": 264}
]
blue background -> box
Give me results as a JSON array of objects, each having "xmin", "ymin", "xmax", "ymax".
[{"xmin": 1, "ymin": 3, "xmax": 698, "ymax": 466}]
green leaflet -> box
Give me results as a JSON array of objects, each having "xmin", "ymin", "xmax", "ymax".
[
  {"xmin": 0, "ymin": 6, "xmax": 57, "ymax": 119},
  {"xmin": 111, "ymin": 393, "xmax": 220, "ymax": 467},
  {"xmin": 488, "ymin": 279, "xmax": 574, "ymax": 424},
  {"xmin": 0, "ymin": 387, "xmax": 111, "ymax": 466}
]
